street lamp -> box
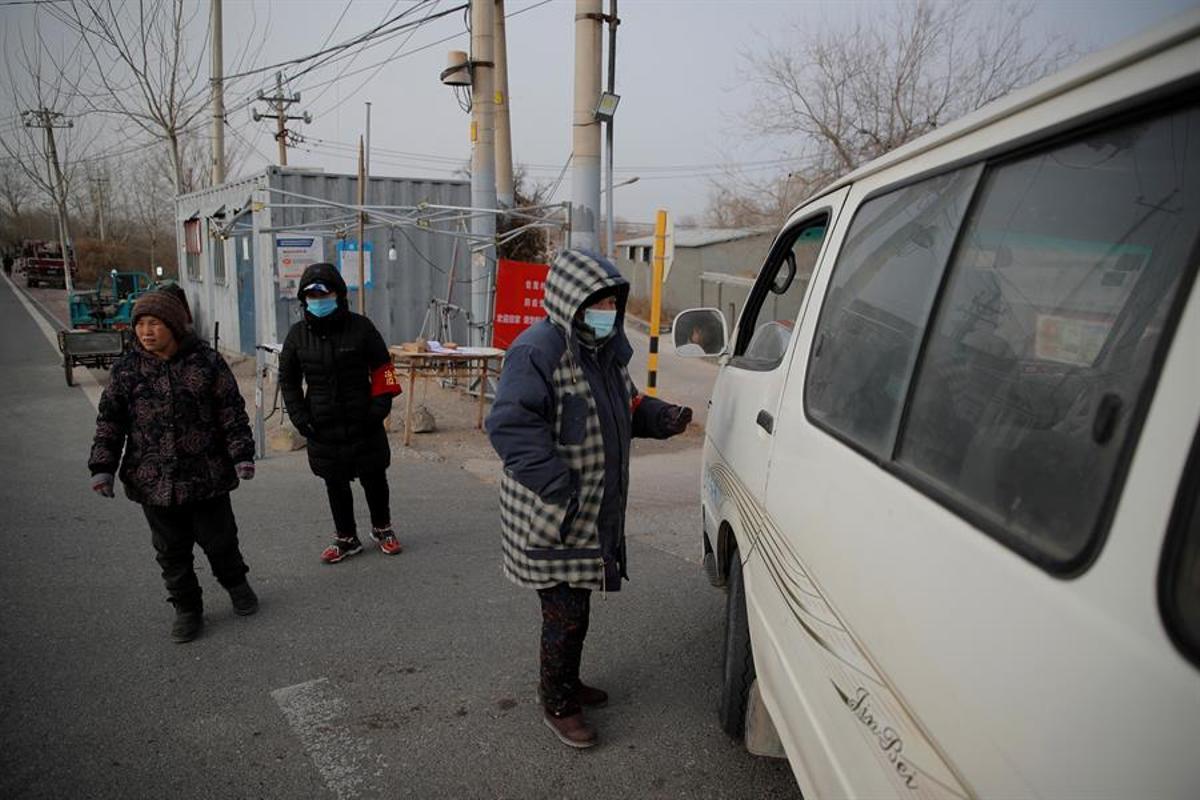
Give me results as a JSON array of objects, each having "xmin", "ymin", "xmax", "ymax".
[
  {"xmin": 601, "ymin": 175, "xmax": 639, "ymax": 194},
  {"xmin": 593, "ymin": 91, "xmax": 620, "ymax": 123}
]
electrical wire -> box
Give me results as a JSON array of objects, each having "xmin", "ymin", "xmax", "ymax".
[{"xmin": 311, "ymin": 0, "xmax": 444, "ymax": 118}]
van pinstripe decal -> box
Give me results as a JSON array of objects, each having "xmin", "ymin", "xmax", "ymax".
[{"xmin": 709, "ymin": 461, "xmax": 972, "ymax": 800}]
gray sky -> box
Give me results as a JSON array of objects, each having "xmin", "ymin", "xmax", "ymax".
[{"xmin": 4, "ymin": 0, "xmax": 1198, "ymax": 224}]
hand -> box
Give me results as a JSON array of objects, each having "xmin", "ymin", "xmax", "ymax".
[
  {"xmin": 91, "ymin": 473, "xmax": 115, "ymax": 498},
  {"xmin": 662, "ymin": 405, "xmax": 693, "ymax": 436},
  {"xmin": 294, "ymin": 422, "xmax": 316, "ymax": 440},
  {"xmin": 235, "ymin": 462, "xmax": 255, "ymax": 481}
]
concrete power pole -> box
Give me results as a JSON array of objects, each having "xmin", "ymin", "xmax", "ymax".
[
  {"xmin": 570, "ymin": 0, "xmax": 603, "ymax": 252},
  {"xmin": 493, "ymin": 0, "xmax": 514, "ymax": 209},
  {"xmin": 22, "ymin": 108, "xmax": 75, "ymax": 295},
  {"xmin": 604, "ymin": 0, "xmax": 618, "ymax": 260},
  {"xmin": 470, "ymin": 0, "xmax": 497, "ymax": 347},
  {"xmin": 253, "ymin": 73, "xmax": 310, "ymax": 166},
  {"xmin": 210, "ymin": 0, "xmax": 225, "ymax": 185}
]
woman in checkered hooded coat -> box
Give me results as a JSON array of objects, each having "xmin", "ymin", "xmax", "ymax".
[{"xmin": 486, "ymin": 249, "xmax": 692, "ymax": 748}]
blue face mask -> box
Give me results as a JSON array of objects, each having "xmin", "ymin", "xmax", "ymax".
[
  {"xmin": 306, "ymin": 296, "xmax": 338, "ymax": 318},
  {"xmin": 584, "ymin": 308, "xmax": 618, "ymax": 339}
]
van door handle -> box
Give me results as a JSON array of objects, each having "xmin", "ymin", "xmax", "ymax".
[{"xmin": 756, "ymin": 410, "xmax": 774, "ymax": 434}]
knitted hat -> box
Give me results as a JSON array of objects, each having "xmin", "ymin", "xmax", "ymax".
[{"xmin": 133, "ymin": 291, "xmax": 189, "ymax": 339}]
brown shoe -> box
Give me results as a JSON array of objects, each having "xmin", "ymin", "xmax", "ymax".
[
  {"xmin": 571, "ymin": 683, "xmax": 608, "ymax": 708},
  {"xmin": 543, "ymin": 710, "xmax": 596, "ymax": 749}
]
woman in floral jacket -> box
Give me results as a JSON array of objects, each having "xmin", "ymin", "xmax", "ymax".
[{"xmin": 89, "ymin": 291, "xmax": 257, "ymax": 643}]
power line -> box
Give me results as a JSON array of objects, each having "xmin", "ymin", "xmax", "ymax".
[
  {"xmin": 302, "ymin": 0, "xmax": 404, "ymax": 108},
  {"xmin": 223, "ymin": 1, "xmax": 458, "ymax": 82},
  {"xmin": 311, "ymin": 0, "xmax": 445, "ymax": 118}
]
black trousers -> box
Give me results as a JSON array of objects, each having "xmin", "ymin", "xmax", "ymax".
[
  {"xmin": 537, "ymin": 582, "xmax": 592, "ymax": 716},
  {"xmin": 142, "ymin": 493, "xmax": 249, "ymax": 612},
  {"xmin": 324, "ymin": 469, "xmax": 390, "ymax": 536}
]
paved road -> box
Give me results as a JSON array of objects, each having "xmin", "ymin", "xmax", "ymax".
[{"xmin": 0, "ymin": 275, "xmax": 799, "ymax": 799}]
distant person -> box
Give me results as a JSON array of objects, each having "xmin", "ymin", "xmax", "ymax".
[
  {"xmin": 278, "ymin": 263, "xmax": 404, "ymax": 563},
  {"xmin": 676, "ymin": 315, "xmax": 722, "ymax": 356},
  {"xmin": 88, "ymin": 291, "xmax": 258, "ymax": 643},
  {"xmin": 2, "ymin": 251, "xmax": 13, "ymax": 277},
  {"xmin": 486, "ymin": 249, "xmax": 693, "ymax": 749}
]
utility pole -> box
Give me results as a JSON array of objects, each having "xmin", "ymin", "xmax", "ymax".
[
  {"xmin": 604, "ymin": 0, "xmax": 618, "ymax": 260},
  {"xmin": 357, "ymin": 136, "xmax": 367, "ymax": 315},
  {"xmin": 570, "ymin": 0, "xmax": 603, "ymax": 251},
  {"xmin": 364, "ymin": 101, "xmax": 372, "ymax": 176},
  {"xmin": 493, "ymin": 0, "xmax": 514, "ymax": 208},
  {"xmin": 211, "ymin": 0, "xmax": 226, "ymax": 185},
  {"xmin": 469, "ymin": 0, "xmax": 497, "ymax": 347},
  {"xmin": 253, "ymin": 72, "xmax": 311, "ymax": 166},
  {"xmin": 22, "ymin": 108, "xmax": 75, "ymax": 295}
]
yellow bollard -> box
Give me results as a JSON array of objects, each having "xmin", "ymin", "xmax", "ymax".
[{"xmin": 647, "ymin": 208, "xmax": 668, "ymax": 397}]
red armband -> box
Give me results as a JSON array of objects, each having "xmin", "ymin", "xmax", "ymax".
[
  {"xmin": 630, "ymin": 393, "xmax": 644, "ymax": 416},
  {"xmin": 371, "ymin": 363, "xmax": 403, "ymax": 397}
]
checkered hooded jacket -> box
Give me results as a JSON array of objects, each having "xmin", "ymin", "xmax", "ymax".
[{"xmin": 486, "ymin": 249, "xmax": 674, "ymax": 591}]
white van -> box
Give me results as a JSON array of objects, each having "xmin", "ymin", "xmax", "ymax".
[{"xmin": 674, "ymin": 11, "xmax": 1200, "ymax": 799}]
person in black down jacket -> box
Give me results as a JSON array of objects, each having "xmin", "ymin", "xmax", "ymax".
[
  {"xmin": 279, "ymin": 262, "xmax": 404, "ymax": 563},
  {"xmin": 89, "ymin": 291, "xmax": 258, "ymax": 643},
  {"xmin": 486, "ymin": 249, "xmax": 692, "ymax": 749}
]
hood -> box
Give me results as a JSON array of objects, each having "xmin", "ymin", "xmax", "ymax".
[
  {"xmin": 297, "ymin": 262, "xmax": 349, "ymax": 313},
  {"xmin": 542, "ymin": 249, "xmax": 629, "ymax": 334}
]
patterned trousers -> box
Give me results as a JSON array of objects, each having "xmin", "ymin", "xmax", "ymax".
[{"xmin": 537, "ymin": 582, "xmax": 592, "ymax": 717}]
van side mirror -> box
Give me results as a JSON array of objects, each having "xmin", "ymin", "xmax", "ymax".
[{"xmin": 672, "ymin": 308, "xmax": 728, "ymax": 357}]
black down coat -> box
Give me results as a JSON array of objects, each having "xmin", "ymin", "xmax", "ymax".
[{"xmin": 279, "ymin": 263, "xmax": 398, "ymax": 480}]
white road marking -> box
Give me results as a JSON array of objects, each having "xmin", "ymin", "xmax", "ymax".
[
  {"xmin": 270, "ymin": 678, "xmax": 386, "ymax": 799},
  {"xmin": 2, "ymin": 271, "xmax": 104, "ymax": 411}
]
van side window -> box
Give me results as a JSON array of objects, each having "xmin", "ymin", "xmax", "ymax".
[
  {"xmin": 899, "ymin": 103, "xmax": 1200, "ymax": 570},
  {"xmin": 805, "ymin": 167, "xmax": 981, "ymax": 457},
  {"xmin": 1161, "ymin": 428, "xmax": 1200, "ymax": 669},
  {"xmin": 730, "ymin": 216, "xmax": 828, "ymax": 371}
]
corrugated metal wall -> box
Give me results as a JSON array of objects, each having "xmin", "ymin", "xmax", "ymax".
[
  {"xmin": 265, "ymin": 168, "xmax": 472, "ymax": 347},
  {"xmin": 177, "ymin": 168, "xmax": 472, "ymax": 354},
  {"xmin": 174, "ymin": 175, "xmax": 263, "ymax": 352}
]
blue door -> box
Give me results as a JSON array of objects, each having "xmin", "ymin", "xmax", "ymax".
[{"xmin": 235, "ymin": 235, "xmax": 257, "ymax": 354}]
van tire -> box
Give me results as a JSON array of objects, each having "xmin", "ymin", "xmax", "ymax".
[{"xmin": 718, "ymin": 548, "xmax": 755, "ymax": 739}]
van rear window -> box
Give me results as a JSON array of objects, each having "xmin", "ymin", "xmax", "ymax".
[{"xmin": 898, "ymin": 102, "xmax": 1200, "ymax": 570}]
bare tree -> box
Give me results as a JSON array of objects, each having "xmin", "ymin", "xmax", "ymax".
[
  {"xmin": 0, "ymin": 161, "xmax": 34, "ymax": 231},
  {"xmin": 497, "ymin": 165, "xmax": 555, "ymax": 263},
  {"xmin": 709, "ymin": 0, "xmax": 1073, "ymax": 224},
  {"xmin": 705, "ymin": 168, "xmax": 818, "ymax": 229},
  {"xmin": 0, "ymin": 15, "xmax": 97, "ymax": 274},
  {"xmin": 123, "ymin": 156, "xmax": 176, "ymax": 271},
  {"xmin": 52, "ymin": 0, "xmax": 210, "ymax": 194}
]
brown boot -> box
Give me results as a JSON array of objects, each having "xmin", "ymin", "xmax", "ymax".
[
  {"xmin": 543, "ymin": 710, "xmax": 596, "ymax": 749},
  {"xmin": 571, "ymin": 683, "xmax": 608, "ymax": 708}
]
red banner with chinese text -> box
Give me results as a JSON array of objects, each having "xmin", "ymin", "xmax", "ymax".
[{"xmin": 492, "ymin": 258, "xmax": 550, "ymax": 349}]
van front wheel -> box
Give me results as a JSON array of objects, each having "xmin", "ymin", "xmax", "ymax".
[{"xmin": 718, "ymin": 548, "xmax": 756, "ymax": 739}]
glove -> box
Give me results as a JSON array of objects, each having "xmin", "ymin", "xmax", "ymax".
[
  {"xmin": 235, "ymin": 462, "xmax": 255, "ymax": 481},
  {"xmin": 91, "ymin": 472, "xmax": 115, "ymax": 498},
  {"xmin": 661, "ymin": 405, "xmax": 693, "ymax": 436},
  {"xmin": 294, "ymin": 421, "xmax": 316, "ymax": 440}
]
